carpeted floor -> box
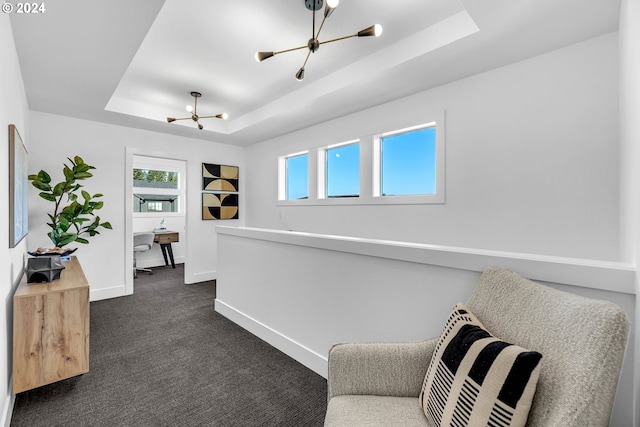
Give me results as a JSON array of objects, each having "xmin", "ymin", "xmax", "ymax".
[{"xmin": 11, "ymin": 264, "xmax": 328, "ymax": 426}]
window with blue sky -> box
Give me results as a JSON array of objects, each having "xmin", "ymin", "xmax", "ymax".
[
  {"xmin": 381, "ymin": 126, "xmax": 436, "ymax": 196},
  {"xmin": 326, "ymin": 143, "xmax": 360, "ymax": 197},
  {"xmin": 286, "ymin": 153, "xmax": 308, "ymax": 200},
  {"xmin": 278, "ymin": 113, "xmax": 444, "ymax": 205}
]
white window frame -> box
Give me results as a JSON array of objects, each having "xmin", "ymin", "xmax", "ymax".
[
  {"xmin": 277, "ymin": 110, "xmax": 445, "ymax": 206},
  {"xmin": 318, "ymin": 139, "xmax": 360, "ymax": 200},
  {"xmin": 133, "ymin": 156, "xmax": 185, "ymax": 217},
  {"xmin": 279, "ymin": 151, "xmax": 310, "ymax": 201}
]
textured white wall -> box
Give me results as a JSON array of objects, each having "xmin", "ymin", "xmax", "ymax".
[
  {"xmin": 619, "ymin": 0, "xmax": 640, "ymax": 424},
  {"xmin": 0, "ymin": 13, "xmax": 29, "ymax": 427},
  {"xmin": 244, "ymin": 33, "xmax": 620, "ymax": 261},
  {"xmin": 27, "ymin": 112, "xmax": 245, "ymax": 300}
]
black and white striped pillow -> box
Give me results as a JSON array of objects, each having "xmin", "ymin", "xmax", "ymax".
[{"xmin": 419, "ymin": 303, "xmax": 542, "ymax": 427}]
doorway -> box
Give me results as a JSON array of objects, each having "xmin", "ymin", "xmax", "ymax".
[{"xmin": 125, "ymin": 150, "xmax": 187, "ymax": 294}]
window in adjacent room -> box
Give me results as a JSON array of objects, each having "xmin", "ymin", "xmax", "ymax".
[
  {"xmin": 146, "ymin": 201, "xmax": 164, "ymax": 212},
  {"xmin": 133, "ymin": 167, "xmax": 181, "ymax": 213},
  {"xmin": 285, "ymin": 152, "xmax": 309, "ymax": 200},
  {"xmin": 325, "ymin": 142, "xmax": 360, "ymax": 198},
  {"xmin": 379, "ymin": 124, "xmax": 437, "ymax": 196}
]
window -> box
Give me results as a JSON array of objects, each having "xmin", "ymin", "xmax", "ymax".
[
  {"xmin": 277, "ymin": 110, "xmax": 444, "ymax": 205},
  {"xmin": 133, "ymin": 194, "xmax": 179, "ymax": 213},
  {"xmin": 133, "ymin": 168, "xmax": 178, "ymax": 189},
  {"xmin": 380, "ymin": 125, "xmax": 436, "ymax": 196},
  {"xmin": 285, "ymin": 153, "xmax": 308, "ymax": 200},
  {"xmin": 147, "ymin": 201, "xmax": 163, "ymax": 212},
  {"xmin": 326, "ymin": 143, "xmax": 359, "ymax": 198},
  {"xmin": 132, "ymin": 161, "xmax": 184, "ymax": 214}
]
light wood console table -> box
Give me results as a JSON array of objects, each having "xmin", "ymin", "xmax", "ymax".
[{"xmin": 13, "ymin": 256, "xmax": 89, "ymax": 393}]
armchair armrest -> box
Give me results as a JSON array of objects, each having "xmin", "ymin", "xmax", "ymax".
[{"xmin": 327, "ymin": 338, "xmax": 438, "ymax": 399}]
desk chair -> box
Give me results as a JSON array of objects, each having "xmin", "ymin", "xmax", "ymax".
[{"xmin": 133, "ymin": 232, "xmax": 155, "ymax": 278}]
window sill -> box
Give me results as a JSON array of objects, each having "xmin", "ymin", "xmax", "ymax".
[
  {"xmin": 133, "ymin": 212, "xmax": 185, "ymax": 218},
  {"xmin": 276, "ymin": 194, "xmax": 444, "ymax": 206}
]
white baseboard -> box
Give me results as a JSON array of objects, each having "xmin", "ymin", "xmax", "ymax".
[
  {"xmin": 90, "ymin": 284, "xmax": 129, "ymax": 302},
  {"xmin": 185, "ymin": 270, "xmax": 216, "ymax": 284},
  {"xmin": 137, "ymin": 255, "xmax": 185, "ymax": 269},
  {"xmin": 215, "ymin": 299, "xmax": 328, "ymax": 378},
  {"xmin": 1, "ymin": 386, "xmax": 15, "ymax": 427}
]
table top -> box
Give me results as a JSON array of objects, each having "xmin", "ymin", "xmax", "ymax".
[
  {"xmin": 153, "ymin": 230, "xmax": 179, "ymax": 243},
  {"xmin": 153, "ymin": 229, "xmax": 178, "ymax": 234},
  {"xmin": 16, "ymin": 256, "xmax": 89, "ymax": 298}
]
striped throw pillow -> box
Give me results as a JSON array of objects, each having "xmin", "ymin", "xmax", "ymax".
[{"xmin": 419, "ymin": 303, "xmax": 542, "ymax": 427}]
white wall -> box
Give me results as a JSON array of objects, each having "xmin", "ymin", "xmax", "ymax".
[
  {"xmin": 27, "ymin": 112, "xmax": 245, "ymax": 300},
  {"xmin": 215, "ymin": 227, "xmax": 635, "ymax": 426},
  {"xmin": 245, "ymin": 33, "xmax": 620, "ymax": 261},
  {"xmin": 619, "ymin": 0, "xmax": 640, "ymax": 424},
  {"xmin": 0, "ymin": 13, "xmax": 29, "ymax": 427}
]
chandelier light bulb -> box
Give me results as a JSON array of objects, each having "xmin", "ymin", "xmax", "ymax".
[
  {"xmin": 256, "ymin": 0, "xmax": 381, "ymax": 80},
  {"xmin": 166, "ymin": 91, "xmax": 227, "ymax": 129}
]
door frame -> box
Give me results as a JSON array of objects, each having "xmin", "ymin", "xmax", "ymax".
[{"xmin": 124, "ymin": 147, "xmax": 189, "ymax": 295}]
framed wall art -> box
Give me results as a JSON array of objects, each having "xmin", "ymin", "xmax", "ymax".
[
  {"xmin": 202, "ymin": 192, "xmax": 239, "ymax": 220},
  {"xmin": 202, "ymin": 163, "xmax": 239, "ymax": 220},
  {"xmin": 9, "ymin": 124, "xmax": 28, "ymax": 247},
  {"xmin": 202, "ymin": 163, "xmax": 238, "ymax": 192}
]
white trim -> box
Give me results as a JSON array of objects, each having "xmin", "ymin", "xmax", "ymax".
[
  {"xmin": 277, "ymin": 193, "xmax": 444, "ymax": 206},
  {"xmin": 132, "ymin": 154, "xmax": 185, "ymax": 215},
  {"xmin": 90, "ymin": 284, "xmax": 129, "ymax": 302},
  {"xmin": 185, "ymin": 269, "xmax": 216, "ymax": 285},
  {"xmin": 278, "ymin": 151, "xmax": 310, "ymax": 201},
  {"xmin": 136, "ymin": 255, "xmax": 186, "ymax": 269},
  {"xmin": 216, "ymin": 226, "xmax": 636, "ymax": 295},
  {"xmin": 276, "ymin": 110, "xmax": 446, "ymax": 206},
  {"xmin": 380, "ymin": 121, "xmax": 437, "ymax": 137},
  {"xmin": 125, "ymin": 148, "xmax": 135, "ymax": 296},
  {"xmin": 125, "ymin": 147, "xmax": 191, "ymax": 296},
  {"xmin": 309, "ymin": 149, "xmax": 320, "ymax": 201},
  {"xmin": 321, "ymin": 140, "xmax": 361, "ymax": 199},
  {"xmin": 215, "ymin": 300, "xmax": 328, "ymax": 377},
  {"xmin": 1, "ymin": 387, "xmax": 15, "ymax": 427}
]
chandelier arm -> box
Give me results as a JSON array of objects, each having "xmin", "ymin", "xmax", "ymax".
[
  {"xmin": 167, "ymin": 117, "xmax": 192, "ymax": 121},
  {"xmin": 319, "ymin": 33, "xmax": 357, "ymax": 45},
  {"xmin": 273, "ymin": 44, "xmax": 309, "ymax": 56},
  {"xmin": 198, "ymin": 115, "xmax": 225, "ymax": 119},
  {"xmin": 314, "ymin": 14, "xmax": 329, "ymax": 40},
  {"xmin": 311, "ymin": 0, "xmax": 316, "ymax": 40},
  {"xmin": 301, "ymin": 49, "xmax": 312, "ymax": 69}
]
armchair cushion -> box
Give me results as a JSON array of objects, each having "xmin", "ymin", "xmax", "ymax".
[
  {"xmin": 419, "ymin": 303, "xmax": 542, "ymax": 427},
  {"xmin": 324, "ymin": 395, "xmax": 430, "ymax": 427},
  {"xmin": 328, "ymin": 340, "xmax": 438, "ymax": 399}
]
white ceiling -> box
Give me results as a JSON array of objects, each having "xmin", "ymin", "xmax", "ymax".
[{"xmin": 9, "ymin": 0, "xmax": 620, "ymax": 146}]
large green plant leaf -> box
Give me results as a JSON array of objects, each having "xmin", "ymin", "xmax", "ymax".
[{"xmin": 28, "ymin": 156, "xmax": 112, "ymax": 247}]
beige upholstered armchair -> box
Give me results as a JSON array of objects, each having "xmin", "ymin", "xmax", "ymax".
[{"xmin": 324, "ymin": 268, "xmax": 630, "ymax": 427}]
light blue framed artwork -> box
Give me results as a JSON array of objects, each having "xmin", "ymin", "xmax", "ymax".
[{"xmin": 9, "ymin": 124, "xmax": 28, "ymax": 248}]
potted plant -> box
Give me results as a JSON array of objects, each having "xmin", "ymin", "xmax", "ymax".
[{"xmin": 28, "ymin": 155, "xmax": 112, "ymax": 251}]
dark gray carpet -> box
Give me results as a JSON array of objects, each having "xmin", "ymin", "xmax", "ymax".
[{"xmin": 11, "ymin": 264, "xmax": 328, "ymax": 426}]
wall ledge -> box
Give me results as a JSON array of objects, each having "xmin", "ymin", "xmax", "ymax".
[{"xmin": 216, "ymin": 226, "xmax": 636, "ymax": 295}]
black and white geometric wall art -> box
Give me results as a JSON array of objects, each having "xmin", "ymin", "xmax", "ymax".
[{"xmin": 202, "ymin": 163, "xmax": 239, "ymax": 220}]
